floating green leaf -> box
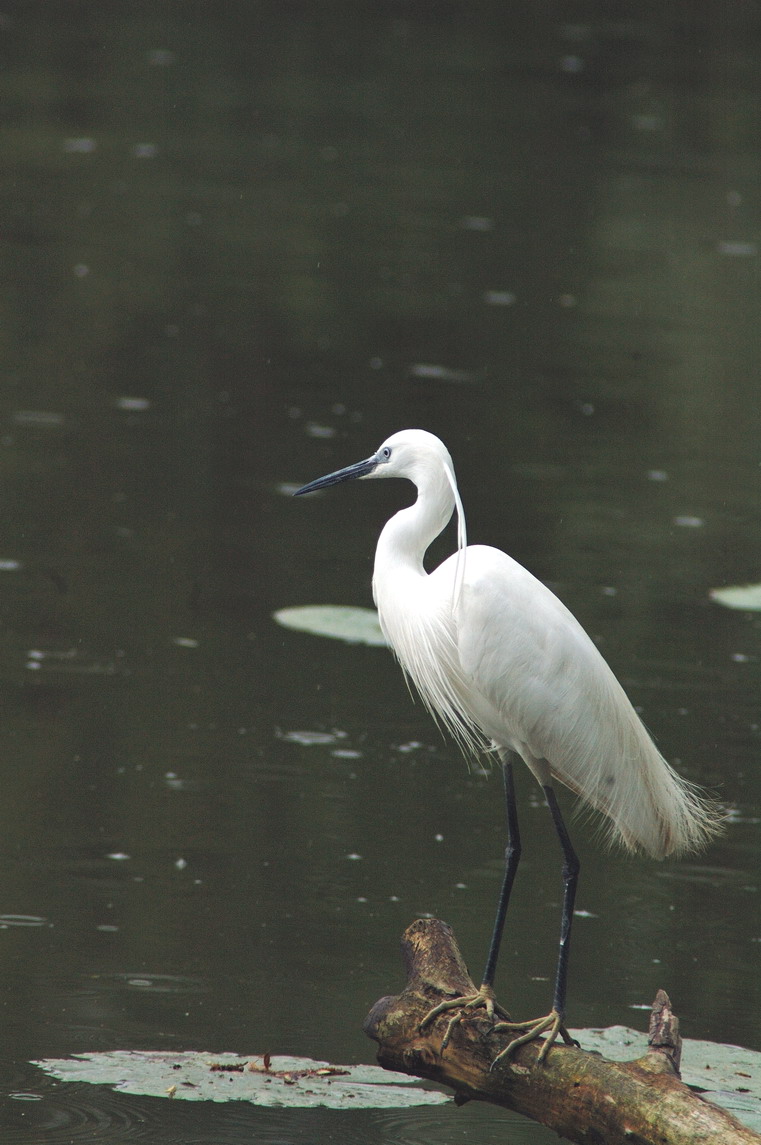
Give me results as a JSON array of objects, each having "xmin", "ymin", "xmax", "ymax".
[
  {"xmin": 33, "ymin": 1052, "xmax": 448, "ymax": 1109},
  {"xmin": 273, "ymin": 606, "xmax": 387, "ymax": 646},
  {"xmin": 709, "ymin": 583, "xmax": 761, "ymax": 611}
]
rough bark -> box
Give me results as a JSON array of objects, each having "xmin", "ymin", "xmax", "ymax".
[{"xmin": 363, "ymin": 919, "xmax": 759, "ymax": 1145}]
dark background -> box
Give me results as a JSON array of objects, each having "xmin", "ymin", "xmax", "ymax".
[{"xmin": 0, "ymin": 4, "xmax": 758, "ymax": 1142}]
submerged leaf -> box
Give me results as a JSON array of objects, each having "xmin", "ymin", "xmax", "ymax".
[
  {"xmin": 33, "ymin": 1052, "xmax": 447, "ymax": 1109},
  {"xmin": 273, "ymin": 606, "xmax": 387, "ymax": 646},
  {"xmin": 710, "ymin": 584, "xmax": 761, "ymax": 611}
]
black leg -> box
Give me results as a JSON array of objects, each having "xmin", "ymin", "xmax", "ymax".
[
  {"xmin": 421, "ymin": 762, "xmax": 580, "ymax": 1064},
  {"xmin": 481, "ymin": 753, "xmax": 522, "ymax": 988},
  {"xmin": 542, "ymin": 783, "xmax": 580, "ymax": 1019}
]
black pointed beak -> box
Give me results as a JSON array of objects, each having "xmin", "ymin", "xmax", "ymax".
[{"xmin": 294, "ymin": 453, "xmax": 379, "ymax": 496}]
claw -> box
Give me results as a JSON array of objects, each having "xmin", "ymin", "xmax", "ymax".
[
  {"xmin": 490, "ymin": 1009, "xmax": 578, "ymax": 1067},
  {"xmin": 420, "ymin": 992, "xmax": 577, "ymax": 1068},
  {"xmin": 419, "ymin": 985, "xmax": 511, "ymax": 1049}
]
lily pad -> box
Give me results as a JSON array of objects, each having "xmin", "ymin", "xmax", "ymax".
[
  {"xmin": 572, "ymin": 1027, "xmax": 761, "ymax": 1132},
  {"xmin": 33, "ymin": 1052, "xmax": 448, "ymax": 1109},
  {"xmin": 273, "ymin": 606, "xmax": 387, "ymax": 646},
  {"xmin": 709, "ymin": 583, "xmax": 761, "ymax": 611}
]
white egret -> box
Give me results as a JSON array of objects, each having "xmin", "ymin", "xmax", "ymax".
[{"xmin": 295, "ymin": 429, "xmax": 721, "ymax": 1064}]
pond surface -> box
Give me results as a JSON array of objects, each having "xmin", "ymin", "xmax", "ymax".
[{"xmin": 0, "ymin": 5, "xmax": 759, "ymax": 1143}]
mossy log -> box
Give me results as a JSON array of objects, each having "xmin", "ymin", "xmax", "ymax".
[{"xmin": 363, "ymin": 919, "xmax": 759, "ymax": 1145}]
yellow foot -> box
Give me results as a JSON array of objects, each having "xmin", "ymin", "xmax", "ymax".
[
  {"xmin": 491, "ymin": 1009, "xmax": 578, "ymax": 1067},
  {"xmin": 419, "ymin": 985, "xmax": 512, "ymax": 1051}
]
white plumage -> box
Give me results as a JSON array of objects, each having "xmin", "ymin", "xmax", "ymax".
[{"xmin": 368, "ymin": 429, "xmax": 717, "ymax": 858}]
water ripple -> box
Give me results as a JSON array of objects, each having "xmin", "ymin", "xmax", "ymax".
[{"xmin": 5, "ymin": 1082, "xmax": 162, "ymax": 1145}]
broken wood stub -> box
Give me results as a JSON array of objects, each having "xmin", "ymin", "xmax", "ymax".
[
  {"xmin": 363, "ymin": 918, "xmax": 760, "ymax": 1145},
  {"xmin": 648, "ymin": 987, "xmax": 682, "ymax": 1074}
]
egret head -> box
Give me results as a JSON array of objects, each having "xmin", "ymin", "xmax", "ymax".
[{"xmin": 294, "ymin": 429, "xmax": 455, "ymax": 496}]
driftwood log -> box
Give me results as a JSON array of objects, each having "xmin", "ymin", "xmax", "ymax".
[{"xmin": 363, "ymin": 919, "xmax": 759, "ymax": 1145}]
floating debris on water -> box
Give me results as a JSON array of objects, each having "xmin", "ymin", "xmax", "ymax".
[
  {"xmin": 146, "ymin": 49, "xmax": 175, "ymax": 66},
  {"xmin": 483, "ymin": 290, "xmax": 516, "ymax": 307},
  {"xmin": 279, "ymin": 728, "xmax": 347, "ymax": 746},
  {"xmin": 409, "ymin": 363, "xmax": 476, "ymax": 384},
  {"xmin": 305, "ymin": 423, "xmax": 336, "ymax": 439},
  {"xmin": 25, "ymin": 648, "xmax": 119, "ymax": 675},
  {"xmin": 63, "ymin": 137, "xmax": 96, "ymax": 153},
  {"xmin": 115, "ymin": 396, "xmax": 151, "ymax": 411},
  {"xmin": 717, "ymin": 240, "xmax": 757, "ymax": 257},
  {"xmin": 0, "ymin": 915, "xmax": 50, "ymax": 928},
  {"xmin": 460, "ymin": 215, "xmax": 494, "ymax": 231},
  {"xmin": 12, "ymin": 410, "xmax": 65, "ymax": 427}
]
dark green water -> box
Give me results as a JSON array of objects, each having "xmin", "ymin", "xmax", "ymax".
[{"xmin": 0, "ymin": 5, "xmax": 759, "ymax": 1143}]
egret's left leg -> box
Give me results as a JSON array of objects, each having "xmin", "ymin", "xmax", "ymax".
[{"xmin": 491, "ymin": 782, "xmax": 580, "ymax": 1065}]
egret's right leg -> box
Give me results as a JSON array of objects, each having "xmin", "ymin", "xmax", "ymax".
[
  {"xmin": 419, "ymin": 752, "xmax": 520, "ymax": 1043},
  {"xmin": 490, "ymin": 781, "xmax": 580, "ymax": 1065}
]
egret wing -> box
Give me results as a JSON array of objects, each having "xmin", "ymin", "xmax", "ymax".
[{"xmin": 452, "ymin": 546, "xmax": 711, "ymax": 857}]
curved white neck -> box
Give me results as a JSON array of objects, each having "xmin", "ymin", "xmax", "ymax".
[{"xmin": 373, "ymin": 471, "xmax": 455, "ymax": 591}]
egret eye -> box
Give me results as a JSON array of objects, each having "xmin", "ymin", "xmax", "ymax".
[{"xmin": 381, "ymin": 446, "xmax": 391, "ymax": 460}]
